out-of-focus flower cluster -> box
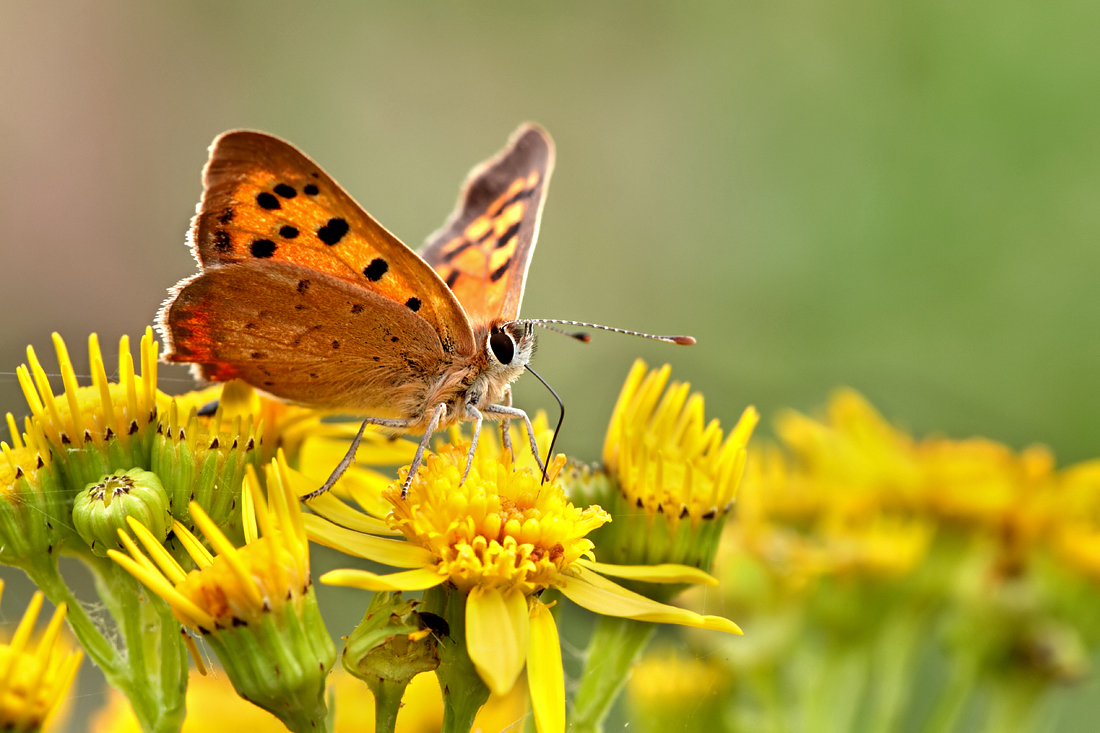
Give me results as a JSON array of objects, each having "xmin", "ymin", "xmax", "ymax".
[{"xmin": 658, "ymin": 389, "xmax": 1100, "ymax": 733}]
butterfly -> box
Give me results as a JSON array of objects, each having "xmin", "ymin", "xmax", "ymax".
[{"xmin": 158, "ymin": 124, "xmax": 692, "ymax": 498}]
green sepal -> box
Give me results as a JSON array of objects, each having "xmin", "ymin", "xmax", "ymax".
[
  {"xmin": 150, "ymin": 419, "xmax": 258, "ymax": 538},
  {"xmin": 569, "ymin": 467, "xmax": 728, "ymax": 603},
  {"xmin": 205, "ymin": 589, "xmax": 336, "ymax": 733},
  {"xmin": 0, "ymin": 461, "xmax": 76, "ymax": 569}
]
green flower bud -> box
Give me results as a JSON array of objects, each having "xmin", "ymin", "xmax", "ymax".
[
  {"xmin": 342, "ymin": 592, "xmax": 441, "ymax": 733},
  {"xmin": 0, "ymin": 443, "xmax": 74, "ymax": 569},
  {"xmin": 151, "ymin": 400, "xmax": 260, "ymax": 538},
  {"xmin": 73, "ymin": 468, "xmax": 170, "ymax": 556},
  {"xmin": 343, "ymin": 592, "xmax": 441, "ymax": 686}
]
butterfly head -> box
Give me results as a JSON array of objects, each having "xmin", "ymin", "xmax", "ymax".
[{"xmin": 484, "ymin": 319, "xmax": 536, "ymax": 382}]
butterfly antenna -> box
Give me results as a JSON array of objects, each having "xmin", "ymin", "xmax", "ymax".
[
  {"xmin": 524, "ymin": 364, "xmax": 564, "ymax": 483},
  {"xmin": 531, "ymin": 322, "xmax": 591, "ymax": 343},
  {"xmin": 527, "ymin": 319, "xmax": 695, "ymax": 345}
]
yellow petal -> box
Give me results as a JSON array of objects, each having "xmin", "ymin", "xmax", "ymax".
[
  {"xmin": 320, "ymin": 567, "xmax": 445, "ymax": 592},
  {"xmin": 304, "ymin": 491, "xmax": 402, "ymax": 536},
  {"xmin": 559, "ymin": 567, "xmax": 741, "ymax": 633},
  {"xmin": 699, "ymin": 615, "xmax": 743, "ymax": 635},
  {"xmin": 576, "ymin": 558, "xmax": 718, "ymax": 585},
  {"xmin": 305, "ymin": 427, "xmax": 419, "ymax": 464},
  {"xmin": 303, "ymin": 514, "xmax": 432, "ymax": 568},
  {"xmin": 527, "ymin": 601, "xmax": 565, "ymax": 733},
  {"xmin": 467, "ymin": 587, "xmax": 529, "ymax": 695}
]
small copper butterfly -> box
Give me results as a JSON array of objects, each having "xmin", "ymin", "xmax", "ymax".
[{"xmin": 158, "ymin": 124, "xmax": 692, "ymax": 497}]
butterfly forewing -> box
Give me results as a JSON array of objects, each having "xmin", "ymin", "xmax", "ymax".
[
  {"xmin": 419, "ymin": 124, "xmax": 555, "ymax": 323},
  {"xmin": 164, "ymin": 261, "xmax": 447, "ymax": 416},
  {"xmin": 189, "ymin": 131, "xmax": 474, "ymax": 356}
]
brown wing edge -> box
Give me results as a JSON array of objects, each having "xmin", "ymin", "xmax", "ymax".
[
  {"xmin": 419, "ymin": 123, "xmax": 556, "ymax": 321},
  {"xmin": 155, "ymin": 271, "xmax": 219, "ymax": 383}
]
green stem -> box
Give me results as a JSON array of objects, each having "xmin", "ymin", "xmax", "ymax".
[
  {"xmin": 866, "ymin": 611, "xmax": 924, "ymax": 733},
  {"xmin": 747, "ymin": 665, "xmax": 789, "ymax": 733},
  {"xmin": 421, "ymin": 585, "xmax": 491, "ymax": 733},
  {"xmin": 100, "ymin": 561, "xmax": 188, "ymax": 733},
  {"xmin": 802, "ymin": 642, "xmax": 867, "ymax": 733},
  {"xmin": 569, "ymin": 615, "xmax": 657, "ymax": 733},
  {"xmin": 369, "ymin": 677, "xmax": 410, "ymax": 733},
  {"xmin": 31, "ymin": 553, "xmax": 188, "ymax": 733},
  {"xmin": 25, "ymin": 559, "xmax": 121, "ymax": 674},
  {"xmin": 982, "ymin": 679, "xmax": 1041, "ymax": 733},
  {"xmin": 920, "ymin": 658, "xmax": 978, "ymax": 733}
]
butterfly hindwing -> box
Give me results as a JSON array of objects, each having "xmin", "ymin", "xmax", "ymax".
[
  {"xmin": 163, "ymin": 260, "xmax": 448, "ymax": 416},
  {"xmin": 189, "ymin": 130, "xmax": 475, "ymax": 356},
  {"xmin": 419, "ymin": 124, "xmax": 555, "ymax": 323}
]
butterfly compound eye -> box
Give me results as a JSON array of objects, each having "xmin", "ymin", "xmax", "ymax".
[{"xmin": 489, "ymin": 330, "xmax": 515, "ymax": 364}]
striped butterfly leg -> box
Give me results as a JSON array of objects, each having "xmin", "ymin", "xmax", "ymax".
[
  {"xmin": 302, "ymin": 415, "xmax": 420, "ymax": 502},
  {"xmin": 483, "ymin": 403, "xmax": 545, "ymax": 475},
  {"xmin": 400, "ymin": 402, "xmax": 449, "ymax": 499},
  {"xmin": 460, "ymin": 404, "xmax": 486, "ymax": 487},
  {"xmin": 500, "ymin": 387, "xmax": 514, "ymax": 456}
]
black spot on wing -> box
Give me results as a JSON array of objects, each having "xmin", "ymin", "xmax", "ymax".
[
  {"xmin": 251, "ymin": 239, "xmax": 277, "ymax": 258},
  {"xmin": 363, "ymin": 258, "xmax": 388, "ymax": 281},
  {"xmin": 406, "ymin": 297, "xmax": 421, "ymax": 312},
  {"xmin": 218, "ymin": 208, "xmax": 234, "ymax": 224},
  {"xmin": 213, "ymin": 231, "xmax": 232, "ymax": 253},
  {"xmin": 304, "ymin": 183, "xmax": 319, "ymax": 195},
  {"xmin": 256, "ymin": 192, "xmax": 280, "ymax": 210},
  {"xmin": 351, "ymin": 303, "xmax": 364, "ymax": 314},
  {"xmin": 297, "ymin": 279, "xmax": 311, "ymax": 294},
  {"xmin": 317, "ymin": 218, "xmax": 349, "ymax": 245},
  {"xmin": 279, "ymin": 225, "xmax": 299, "ymax": 239},
  {"xmin": 274, "ymin": 183, "xmax": 297, "ymax": 198}
]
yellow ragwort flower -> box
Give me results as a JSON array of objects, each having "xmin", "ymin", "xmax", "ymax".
[
  {"xmin": 0, "ymin": 582, "xmax": 83, "ymax": 733},
  {"xmin": 593, "ymin": 360, "xmax": 758, "ymax": 578},
  {"xmin": 309, "ymin": 422, "xmax": 739, "ymax": 733},
  {"xmin": 604, "ymin": 360, "xmax": 758, "ymax": 522},
  {"xmin": 108, "ymin": 453, "xmax": 335, "ymax": 732},
  {"xmin": 108, "ymin": 454, "xmax": 312, "ymax": 633}
]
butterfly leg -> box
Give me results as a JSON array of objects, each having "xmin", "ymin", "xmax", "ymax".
[
  {"xmin": 460, "ymin": 404, "xmax": 485, "ymax": 486},
  {"xmin": 483, "ymin": 403, "xmax": 545, "ymax": 474},
  {"xmin": 302, "ymin": 416, "xmax": 417, "ymax": 502},
  {"xmin": 500, "ymin": 388, "xmax": 514, "ymax": 456},
  {"xmin": 401, "ymin": 402, "xmax": 449, "ymax": 499}
]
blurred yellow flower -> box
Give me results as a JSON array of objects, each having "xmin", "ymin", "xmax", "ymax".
[
  {"xmin": 0, "ymin": 583, "xmax": 82, "ymax": 733},
  {"xmin": 90, "ymin": 667, "xmax": 527, "ymax": 733}
]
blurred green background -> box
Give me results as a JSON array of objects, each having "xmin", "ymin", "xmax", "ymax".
[{"xmin": 2, "ymin": 1, "xmax": 1100, "ymax": 730}]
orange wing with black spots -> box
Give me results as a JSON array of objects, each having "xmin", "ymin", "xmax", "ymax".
[
  {"xmin": 182, "ymin": 130, "xmax": 475, "ymax": 357},
  {"xmin": 419, "ymin": 124, "xmax": 555, "ymax": 323}
]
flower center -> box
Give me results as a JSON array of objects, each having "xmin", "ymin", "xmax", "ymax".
[{"xmin": 387, "ymin": 444, "xmax": 609, "ymax": 594}]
